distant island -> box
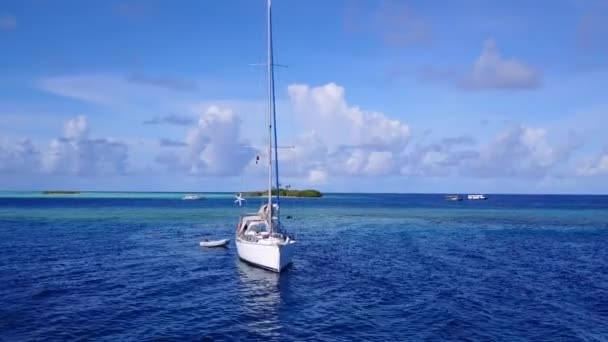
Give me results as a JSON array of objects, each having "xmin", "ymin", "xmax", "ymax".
[
  {"xmin": 42, "ymin": 191, "xmax": 80, "ymax": 195},
  {"xmin": 245, "ymin": 188, "xmax": 322, "ymax": 198}
]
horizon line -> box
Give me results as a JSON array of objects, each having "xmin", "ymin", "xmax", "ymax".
[{"xmin": 1, "ymin": 190, "xmax": 607, "ymax": 196}]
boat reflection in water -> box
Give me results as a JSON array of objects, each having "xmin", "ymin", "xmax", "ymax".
[{"xmin": 236, "ymin": 261, "xmax": 286, "ymax": 339}]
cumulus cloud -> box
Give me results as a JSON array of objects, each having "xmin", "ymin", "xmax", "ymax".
[
  {"xmin": 0, "ymin": 116, "xmax": 128, "ymax": 176},
  {"xmin": 0, "ymin": 14, "xmax": 17, "ymax": 31},
  {"xmin": 155, "ymin": 106, "xmax": 255, "ymax": 176},
  {"xmin": 42, "ymin": 116, "xmax": 128, "ymax": 175},
  {"xmin": 396, "ymin": 127, "xmax": 581, "ymax": 180},
  {"xmin": 288, "ymin": 83, "xmax": 410, "ymax": 150},
  {"xmin": 419, "ymin": 39, "xmax": 542, "ymax": 90},
  {"xmin": 0, "ymin": 139, "xmax": 39, "ymax": 173},
  {"xmin": 282, "ymin": 84, "xmax": 559, "ymax": 184},
  {"xmin": 401, "ymin": 136, "xmax": 478, "ymax": 177},
  {"xmin": 24, "ymin": 78, "xmax": 590, "ymax": 186},
  {"xmin": 148, "ymin": 82, "xmax": 412, "ymax": 183},
  {"xmin": 330, "ymin": 148, "xmax": 399, "ymax": 177},
  {"xmin": 286, "ymin": 83, "xmax": 411, "ymax": 178},
  {"xmin": 470, "ymin": 125, "xmax": 581, "ymax": 178},
  {"xmin": 307, "ymin": 168, "xmax": 328, "ymax": 184},
  {"xmin": 280, "ymin": 84, "xmax": 571, "ymax": 181},
  {"xmin": 279, "ymin": 132, "xmax": 328, "ymax": 178},
  {"xmin": 64, "ymin": 115, "xmax": 89, "ymax": 140},
  {"xmin": 276, "ymin": 84, "xmax": 579, "ymax": 182}
]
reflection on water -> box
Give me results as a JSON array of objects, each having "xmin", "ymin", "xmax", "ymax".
[{"xmin": 236, "ymin": 261, "xmax": 283, "ymax": 339}]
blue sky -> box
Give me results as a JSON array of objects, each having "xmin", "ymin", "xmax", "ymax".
[{"xmin": 1, "ymin": 0, "xmax": 608, "ymax": 193}]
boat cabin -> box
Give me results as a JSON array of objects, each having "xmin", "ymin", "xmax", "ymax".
[{"xmin": 237, "ymin": 214, "xmax": 270, "ymax": 242}]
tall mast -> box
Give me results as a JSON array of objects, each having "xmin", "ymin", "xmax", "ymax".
[
  {"xmin": 266, "ymin": 0, "xmax": 281, "ymax": 232},
  {"xmin": 266, "ymin": 0, "xmax": 274, "ymax": 232}
]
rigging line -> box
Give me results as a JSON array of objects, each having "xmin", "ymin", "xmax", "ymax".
[
  {"xmin": 266, "ymin": 17, "xmax": 296, "ymax": 175},
  {"xmin": 269, "ymin": 0, "xmax": 281, "ymax": 230}
]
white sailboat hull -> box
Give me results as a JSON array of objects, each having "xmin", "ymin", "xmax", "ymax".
[
  {"xmin": 233, "ymin": 0, "xmax": 296, "ymax": 273},
  {"xmin": 236, "ymin": 238, "xmax": 295, "ymax": 272}
]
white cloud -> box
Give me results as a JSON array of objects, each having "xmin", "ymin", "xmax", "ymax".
[
  {"xmin": 0, "ymin": 139, "xmax": 39, "ymax": 173},
  {"xmin": 461, "ymin": 39, "xmax": 541, "ymax": 90},
  {"xmin": 419, "ymin": 39, "xmax": 542, "ymax": 91},
  {"xmin": 38, "ymin": 75, "xmax": 123, "ymax": 106},
  {"xmin": 400, "ymin": 136, "xmax": 478, "ymax": 177},
  {"xmin": 397, "ymin": 126, "xmax": 581, "ymax": 180},
  {"xmin": 279, "ymin": 132, "xmax": 328, "ymax": 177},
  {"xmin": 42, "ymin": 116, "xmax": 128, "ymax": 175},
  {"xmin": 328, "ymin": 148, "xmax": 399, "ymax": 177},
  {"xmin": 286, "ymin": 83, "xmax": 411, "ymax": 180},
  {"xmin": 307, "ymin": 168, "xmax": 328, "ymax": 184},
  {"xmin": 0, "ymin": 116, "xmax": 128, "ymax": 176},
  {"xmin": 289, "ymin": 83, "xmax": 410, "ymax": 150},
  {"xmin": 64, "ymin": 115, "xmax": 89, "ymax": 140},
  {"xmin": 363, "ymin": 151, "xmax": 395, "ymax": 175},
  {"xmin": 28, "ymin": 76, "xmax": 591, "ymax": 187},
  {"xmin": 471, "ymin": 125, "xmax": 574, "ymax": 178},
  {"xmin": 156, "ymin": 105, "xmax": 255, "ymax": 176},
  {"xmin": 37, "ymin": 74, "xmax": 204, "ymax": 112},
  {"xmin": 280, "ymin": 84, "xmax": 573, "ymax": 182}
]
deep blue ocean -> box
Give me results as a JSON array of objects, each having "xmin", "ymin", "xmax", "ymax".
[{"xmin": 1, "ymin": 192, "xmax": 607, "ymax": 341}]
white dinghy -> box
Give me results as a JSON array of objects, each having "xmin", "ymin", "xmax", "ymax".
[{"xmin": 199, "ymin": 239, "xmax": 230, "ymax": 248}]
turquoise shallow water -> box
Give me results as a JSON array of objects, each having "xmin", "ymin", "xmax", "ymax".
[
  {"xmin": 1, "ymin": 193, "xmax": 607, "ymax": 341},
  {"xmin": 0, "ymin": 191, "xmax": 232, "ymax": 199}
]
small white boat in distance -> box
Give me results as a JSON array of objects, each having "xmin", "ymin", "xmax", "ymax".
[
  {"xmin": 183, "ymin": 194, "xmax": 203, "ymax": 200},
  {"xmin": 200, "ymin": 239, "xmax": 230, "ymax": 247},
  {"xmin": 467, "ymin": 194, "xmax": 488, "ymax": 200}
]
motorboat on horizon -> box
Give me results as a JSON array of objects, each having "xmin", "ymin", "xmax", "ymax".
[{"xmin": 182, "ymin": 194, "xmax": 204, "ymax": 200}]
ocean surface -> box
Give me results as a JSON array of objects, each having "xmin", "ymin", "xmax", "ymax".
[{"xmin": 1, "ymin": 192, "xmax": 607, "ymax": 341}]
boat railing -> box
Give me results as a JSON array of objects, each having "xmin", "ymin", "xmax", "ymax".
[{"xmin": 240, "ymin": 234, "xmax": 260, "ymax": 243}]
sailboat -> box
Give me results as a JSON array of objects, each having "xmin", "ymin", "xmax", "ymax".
[{"xmin": 235, "ymin": 0, "xmax": 296, "ymax": 272}]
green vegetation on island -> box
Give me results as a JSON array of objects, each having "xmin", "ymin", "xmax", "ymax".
[
  {"xmin": 245, "ymin": 188, "xmax": 322, "ymax": 198},
  {"xmin": 42, "ymin": 190, "xmax": 80, "ymax": 195}
]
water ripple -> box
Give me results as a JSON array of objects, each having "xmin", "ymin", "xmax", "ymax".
[{"xmin": 1, "ymin": 195, "xmax": 608, "ymax": 340}]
